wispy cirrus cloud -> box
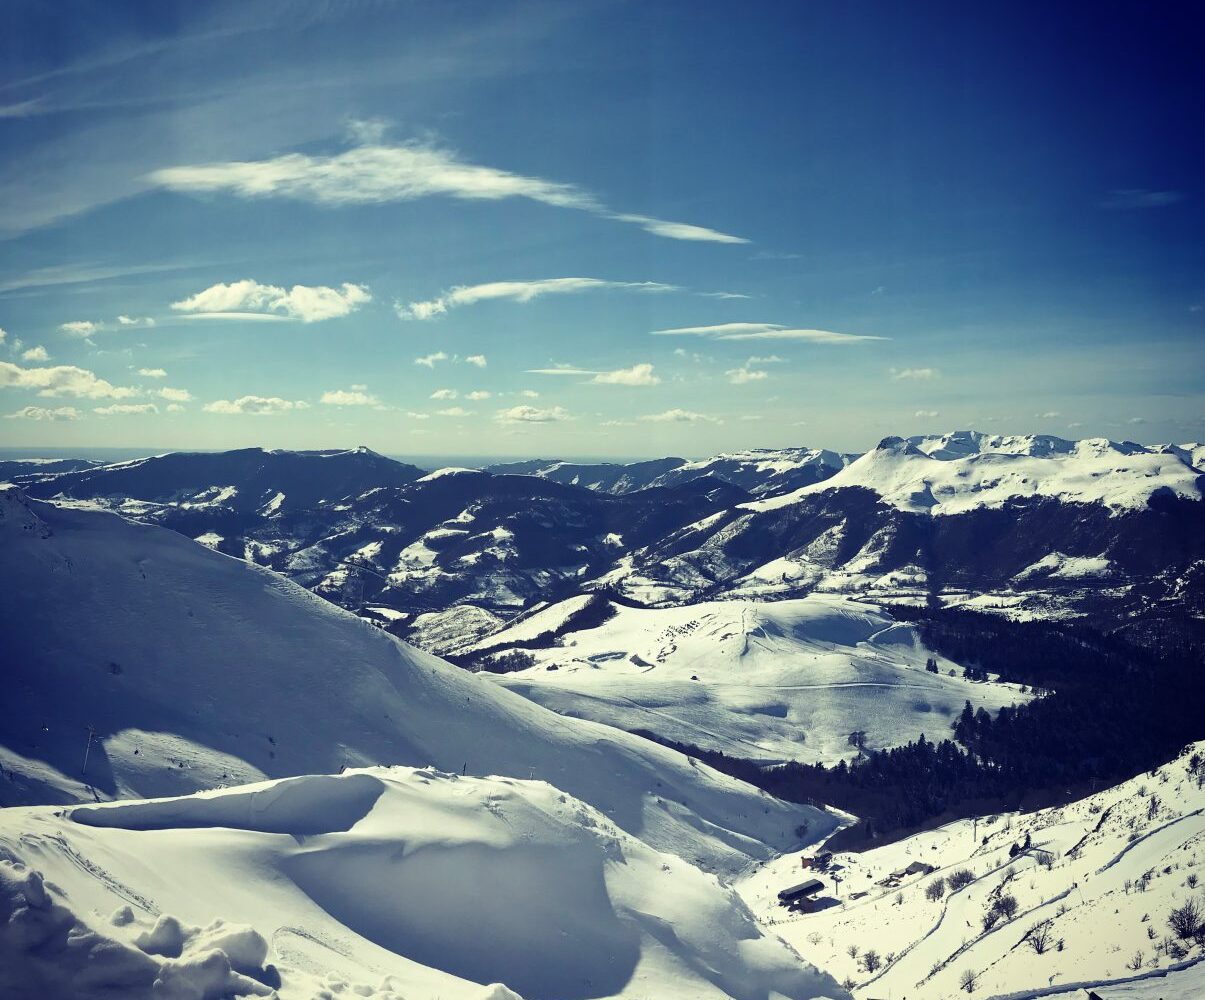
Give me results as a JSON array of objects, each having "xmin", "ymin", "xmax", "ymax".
[
  {"xmin": 652, "ymin": 322, "xmax": 884, "ymax": 343},
  {"xmin": 203, "ymin": 395, "xmax": 309, "ymax": 415},
  {"xmin": 117, "ymin": 314, "xmax": 156, "ymax": 327},
  {"xmin": 414, "ymin": 352, "xmax": 449, "ymax": 368},
  {"xmin": 149, "ymin": 140, "xmax": 748, "ymax": 244},
  {"xmin": 172, "ymin": 279, "xmax": 370, "ymax": 323},
  {"xmin": 396, "ymin": 277, "xmax": 675, "ymax": 320},
  {"xmin": 0, "ymin": 361, "xmax": 139, "ymax": 399}
]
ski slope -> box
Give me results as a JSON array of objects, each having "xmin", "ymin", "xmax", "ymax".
[
  {"xmin": 0, "ymin": 486, "xmax": 837, "ymax": 876},
  {"xmin": 738, "ymin": 743, "xmax": 1205, "ymax": 999},
  {"xmin": 477, "ymin": 595, "xmax": 1025, "ymax": 763},
  {"xmin": 0, "ymin": 767, "xmax": 850, "ymax": 1000}
]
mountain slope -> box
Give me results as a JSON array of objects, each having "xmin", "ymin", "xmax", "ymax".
[
  {"xmin": 0, "ymin": 486, "xmax": 835, "ymax": 875},
  {"xmin": 750, "ymin": 433, "xmax": 1203, "ymax": 516},
  {"xmin": 0, "ymin": 768, "xmax": 850, "ymax": 1000},
  {"xmin": 473, "ymin": 594, "xmax": 1025, "ymax": 763},
  {"xmin": 25, "ymin": 446, "xmax": 425, "ymax": 514},
  {"xmin": 739, "ymin": 742, "xmax": 1205, "ymax": 999}
]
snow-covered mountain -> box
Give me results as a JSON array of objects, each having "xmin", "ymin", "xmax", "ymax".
[
  {"xmin": 17, "ymin": 433, "xmax": 1205, "ymax": 649},
  {"xmin": 24, "ymin": 445, "xmax": 424, "ymax": 514},
  {"xmin": 0, "ymin": 768, "xmax": 849, "ymax": 1000},
  {"xmin": 470, "ymin": 594, "xmax": 1025, "ymax": 764},
  {"xmin": 0, "ymin": 486, "xmax": 834, "ymax": 877},
  {"xmin": 487, "ymin": 447, "xmax": 850, "ymax": 498},
  {"xmin": 740, "ymin": 741, "xmax": 1205, "ymax": 999},
  {"xmin": 751, "ymin": 432, "xmax": 1203, "ymax": 516}
]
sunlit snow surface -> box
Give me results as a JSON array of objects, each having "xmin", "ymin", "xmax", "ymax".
[
  {"xmin": 0, "ymin": 768, "xmax": 849, "ymax": 999},
  {"xmin": 739, "ymin": 744, "xmax": 1205, "ymax": 999},
  {"xmin": 479, "ymin": 595, "xmax": 1025, "ymax": 763}
]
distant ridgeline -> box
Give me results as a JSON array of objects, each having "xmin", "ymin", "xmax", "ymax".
[{"xmin": 641, "ymin": 605, "xmax": 1205, "ymax": 845}]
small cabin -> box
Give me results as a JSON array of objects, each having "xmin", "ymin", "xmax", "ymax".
[
  {"xmin": 777, "ymin": 879, "xmax": 824, "ymax": 909},
  {"xmin": 905, "ymin": 861, "xmax": 936, "ymax": 876},
  {"xmin": 801, "ymin": 850, "xmax": 833, "ymax": 871}
]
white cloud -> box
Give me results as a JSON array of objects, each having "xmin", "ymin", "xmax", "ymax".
[
  {"xmin": 172, "ymin": 279, "xmax": 371, "ymax": 323},
  {"xmin": 746, "ymin": 355, "xmax": 785, "ymax": 365},
  {"xmin": 607, "ymin": 213, "xmax": 748, "ymax": 244},
  {"xmin": 405, "ymin": 411, "xmax": 431, "ymax": 420},
  {"xmin": 0, "ymin": 361, "xmax": 139, "ymax": 398},
  {"xmin": 725, "ymin": 366, "xmax": 768, "ymax": 384},
  {"xmin": 430, "ymin": 388, "xmax": 458, "ymax": 400},
  {"xmin": 94, "ymin": 403, "xmax": 158, "ymax": 416},
  {"xmin": 495, "ymin": 404, "xmax": 571, "ymax": 423},
  {"xmin": 699, "ymin": 291, "xmax": 752, "ymax": 300},
  {"xmin": 640, "ymin": 408, "xmax": 721, "ymax": 424},
  {"xmin": 1127, "ymin": 416, "xmax": 1146, "ymax": 425},
  {"xmin": 739, "ymin": 414, "xmax": 763, "ymax": 421},
  {"xmin": 414, "ymin": 351, "xmax": 449, "ymax": 368},
  {"xmin": 4, "ymin": 405, "xmax": 80, "ymax": 421},
  {"xmin": 891, "ymin": 367, "xmax": 940, "ymax": 380},
  {"xmin": 527, "ymin": 365, "xmax": 598, "ymax": 376},
  {"xmin": 591, "ymin": 363, "xmax": 660, "ymax": 386},
  {"xmin": 435, "ymin": 406, "xmax": 472, "ymax": 417},
  {"xmin": 158, "ymin": 387, "xmax": 192, "ymax": 402},
  {"xmin": 1036, "ymin": 410, "xmax": 1061, "ymax": 419},
  {"xmin": 652, "ymin": 322, "xmax": 884, "ymax": 343},
  {"xmin": 166, "ymin": 403, "xmax": 185, "ymax": 413},
  {"xmin": 59, "ymin": 320, "xmax": 101, "ymax": 338},
  {"xmin": 465, "ymin": 390, "xmax": 492, "ymax": 401},
  {"xmin": 518, "ymin": 389, "xmax": 539, "ymax": 398},
  {"xmin": 0, "ymin": 328, "xmax": 6, "ymax": 344},
  {"xmin": 21, "ymin": 346, "xmax": 49, "ymax": 362},
  {"xmin": 321, "ymin": 387, "xmax": 379, "ymax": 406},
  {"xmin": 138, "ymin": 368, "xmax": 167, "ymax": 378},
  {"xmin": 117, "ymin": 315, "xmax": 156, "ymax": 327},
  {"xmin": 150, "ymin": 141, "xmax": 747, "ymax": 244},
  {"xmin": 397, "ymin": 277, "xmax": 675, "ymax": 321},
  {"xmin": 465, "ymin": 354, "xmax": 487, "ymax": 367},
  {"xmin": 914, "ymin": 409, "xmax": 940, "ymax": 418},
  {"xmin": 203, "ymin": 396, "xmax": 309, "ymax": 415},
  {"xmin": 600, "ymin": 419, "xmax": 635, "ymax": 427}
]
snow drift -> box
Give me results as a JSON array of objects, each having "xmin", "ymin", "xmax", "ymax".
[{"xmin": 0, "ymin": 767, "xmax": 850, "ymax": 1000}]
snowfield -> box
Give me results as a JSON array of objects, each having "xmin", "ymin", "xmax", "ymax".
[
  {"xmin": 476, "ymin": 595, "xmax": 1025, "ymax": 763},
  {"xmin": 0, "ymin": 768, "xmax": 850, "ymax": 1000},
  {"xmin": 739, "ymin": 743, "xmax": 1205, "ymax": 999},
  {"xmin": 0, "ymin": 486, "xmax": 837, "ymax": 878},
  {"xmin": 749, "ymin": 432, "xmax": 1203, "ymax": 517}
]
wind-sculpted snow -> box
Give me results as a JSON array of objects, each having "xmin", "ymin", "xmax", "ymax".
[
  {"xmin": 0, "ymin": 486, "xmax": 835, "ymax": 875},
  {"xmin": 0, "ymin": 768, "xmax": 852, "ymax": 1000}
]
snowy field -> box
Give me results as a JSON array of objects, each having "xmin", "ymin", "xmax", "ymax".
[
  {"xmin": 478, "ymin": 596, "xmax": 1025, "ymax": 763},
  {"xmin": 739, "ymin": 743, "xmax": 1205, "ymax": 999},
  {"xmin": 0, "ymin": 768, "xmax": 850, "ymax": 1000}
]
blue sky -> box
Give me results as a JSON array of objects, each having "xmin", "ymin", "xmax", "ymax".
[{"xmin": 0, "ymin": 0, "xmax": 1202, "ymax": 458}]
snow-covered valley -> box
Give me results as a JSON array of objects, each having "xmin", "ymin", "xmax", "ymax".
[{"xmin": 2, "ymin": 433, "xmax": 1204, "ymax": 1000}]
